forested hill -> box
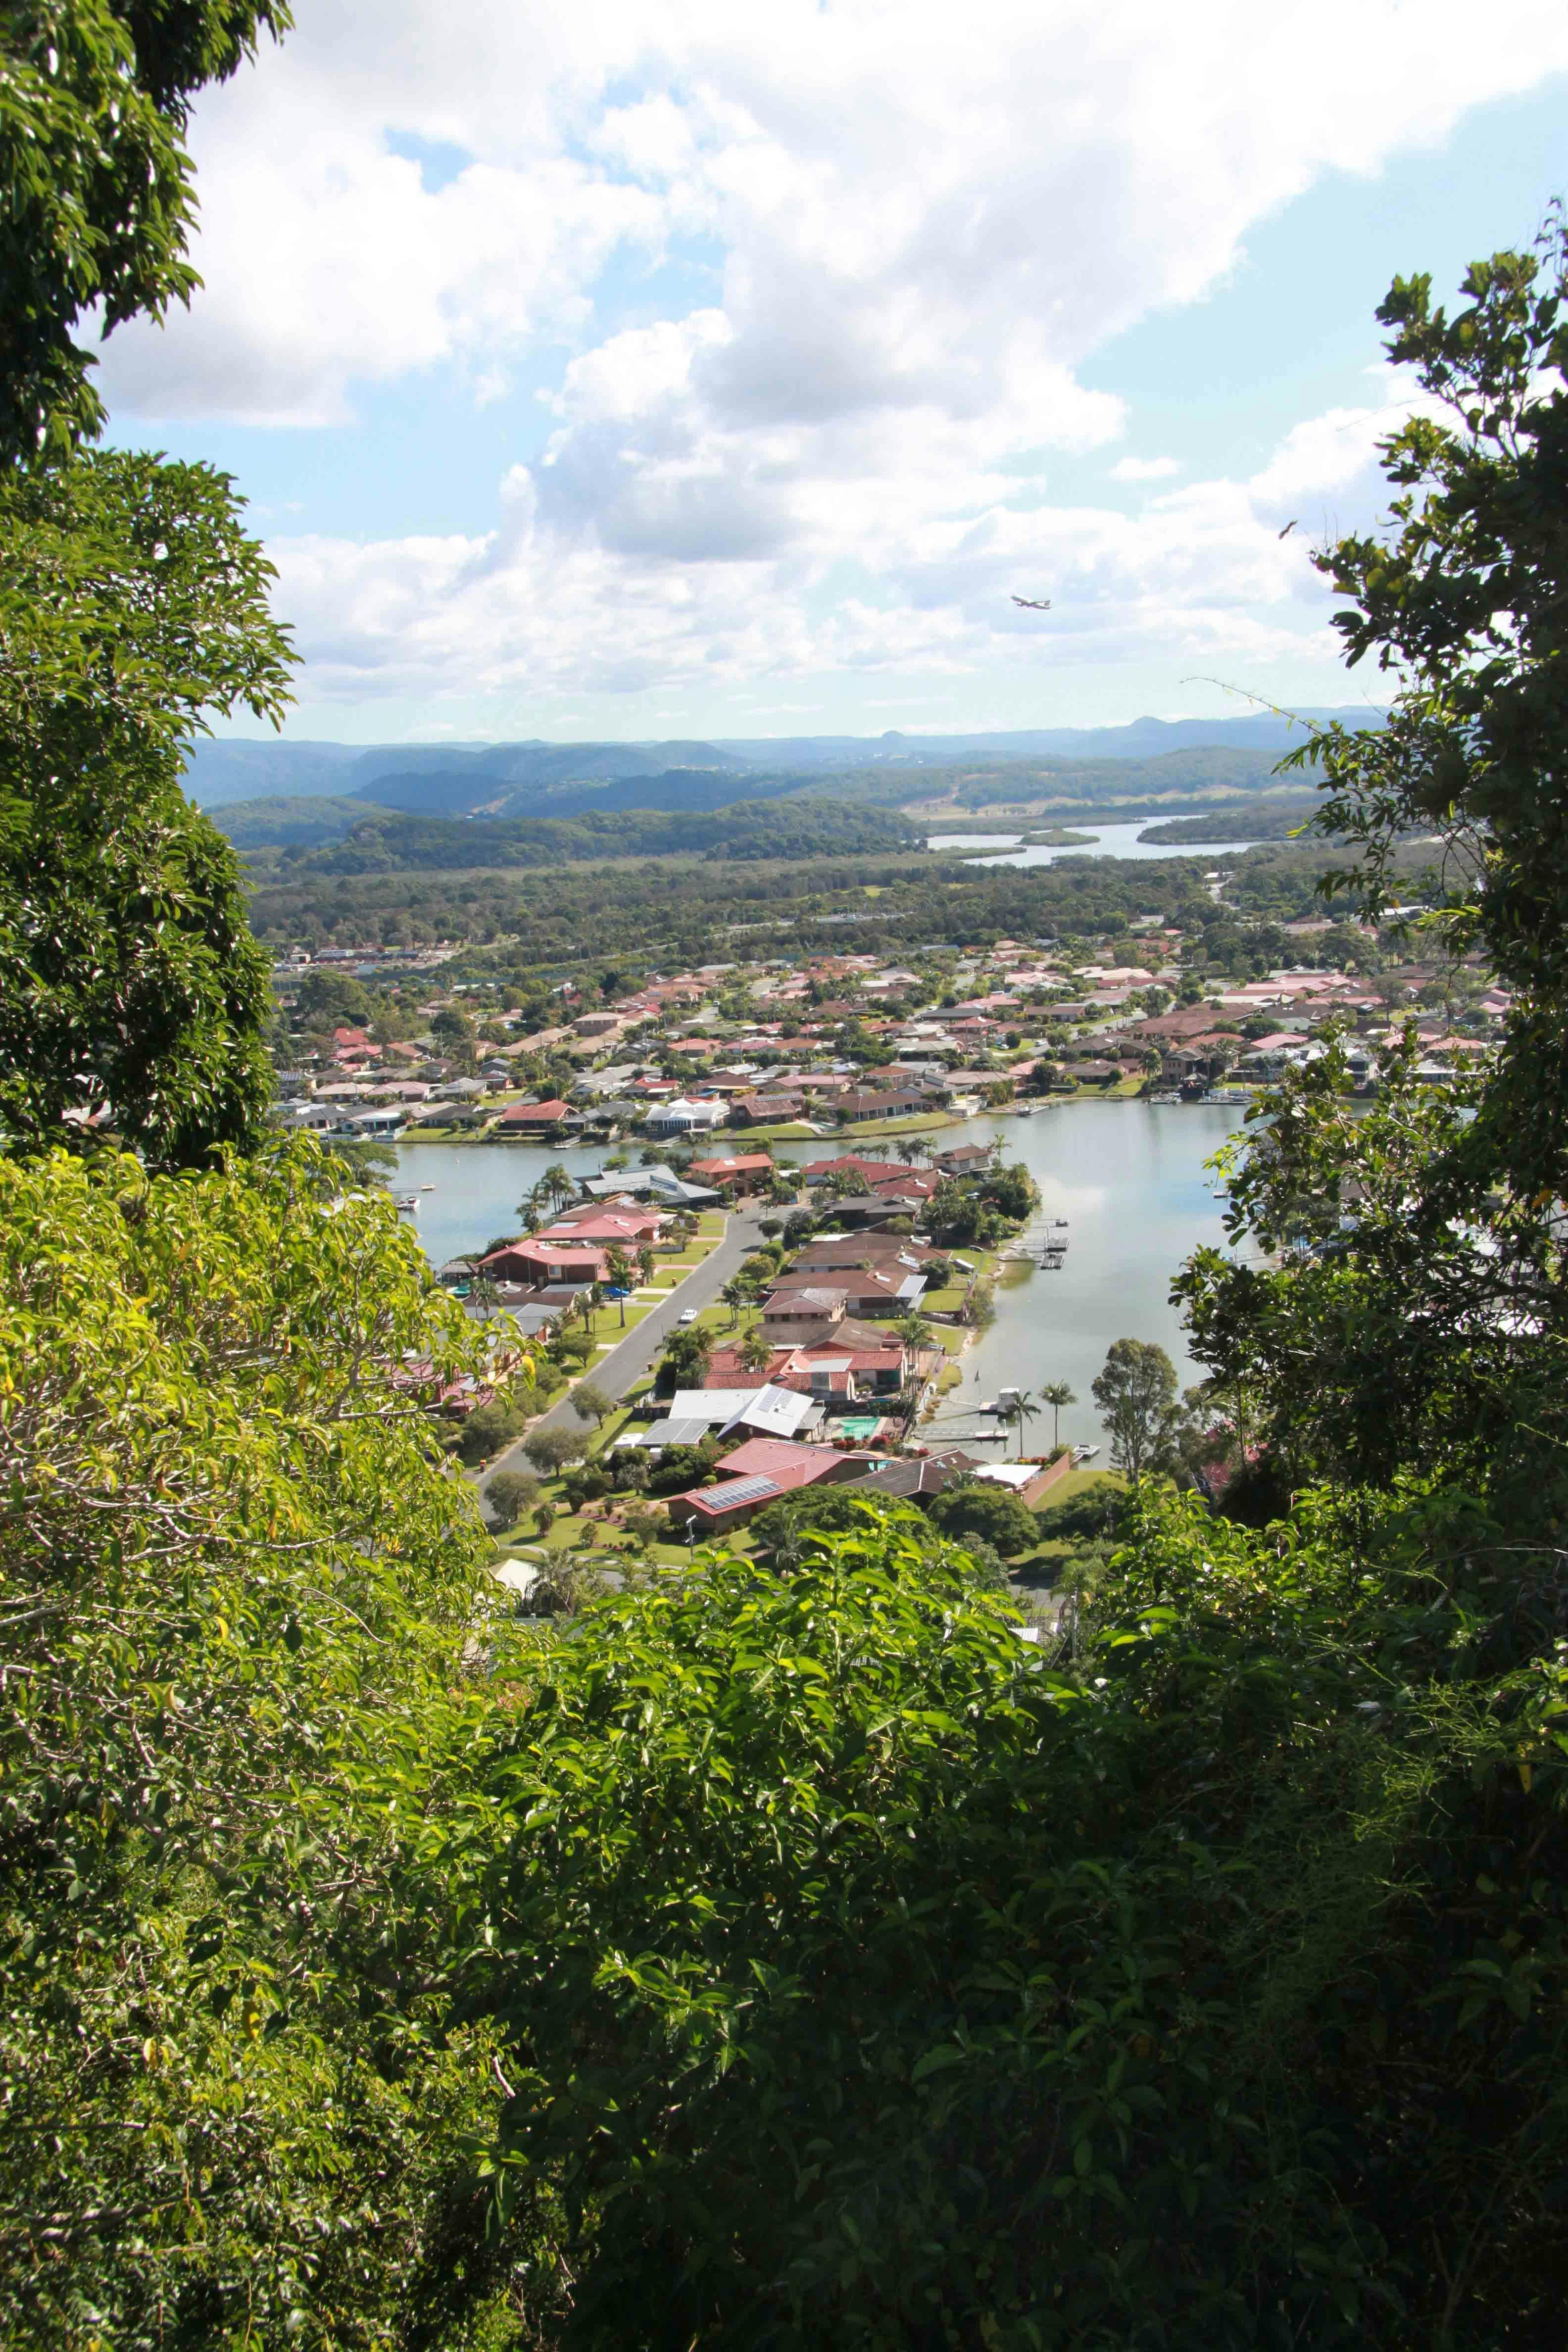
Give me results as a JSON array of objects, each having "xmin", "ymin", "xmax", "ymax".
[
  {"xmin": 181, "ymin": 707, "xmax": 1386, "ymax": 811},
  {"xmin": 224, "ymin": 794, "xmax": 923, "ymax": 875}
]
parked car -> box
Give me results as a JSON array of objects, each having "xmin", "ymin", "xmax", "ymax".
[{"xmin": 678, "ymin": 1308, "xmax": 699, "ymax": 1325}]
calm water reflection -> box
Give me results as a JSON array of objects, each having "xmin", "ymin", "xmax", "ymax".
[
  {"xmin": 396, "ymin": 1100, "xmax": 1244, "ymax": 1453},
  {"xmin": 929, "ymin": 820, "xmax": 1256, "ymax": 867},
  {"xmin": 914, "ymin": 1106, "xmax": 1241, "ymax": 1454}
]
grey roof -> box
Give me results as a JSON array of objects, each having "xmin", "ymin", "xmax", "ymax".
[
  {"xmin": 667, "ymin": 1388, "xmax": 764, "ymax": 1423},
  {"xmin": 583, "ymin": 1166, "xmax": 719, "ymax": 1205},
  {"xmin": 464, "ymin": 1299, "xmax": 561, "ymax": 1336},
  {"xmin": 635, "ymin": 1416, "xmax": 719, "ymax": 1448},
  {"xmin": 858, "ymin": 1449, "xmax": 980, "ymax": 1499},
  {"xmin": 689, "ymin": 1473, "xmax": 780, "ymax": 1512},
  {"xmin": 718, "ymin": 1384, "xmax": 819, "ymax": 1441}
]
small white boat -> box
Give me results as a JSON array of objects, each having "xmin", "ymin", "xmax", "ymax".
[
  {"xmin": 1073, "ymin": 1442, "xmax": 1100, "ymax": 1463},
  {"xmin": 391, "ymin": 1191, "xmax": 419, "ymax": 1214}
]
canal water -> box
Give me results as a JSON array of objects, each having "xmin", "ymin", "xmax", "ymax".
[
  {"xmin": 899, "ymin": 1104, "xmax": 1241, "ymax": 1457},
  {"xmin": 394, "ymin": 1099, "xmax": 1245, "ymax": 1455}
]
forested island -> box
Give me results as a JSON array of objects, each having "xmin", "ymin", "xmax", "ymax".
[{"xmin": 2, "ymin": 12, "xmax": 1566, "ymax": 2352}]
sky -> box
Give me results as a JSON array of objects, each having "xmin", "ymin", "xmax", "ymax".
[{"xmin": 98, "ymin": 0, "xmax": 1568, "ymax": 745}]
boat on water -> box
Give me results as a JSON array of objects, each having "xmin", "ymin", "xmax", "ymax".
[
  {"xmin": 1073, "ymin": 1442, "xmax": 1100, "ymax": 1463},
  {"xmin": 391, "ymin": 1191, "xmax": 419, "ymax": 1214}
]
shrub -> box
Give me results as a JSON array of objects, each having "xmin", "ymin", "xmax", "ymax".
[{"xmin": 562, "ymin": 1464, "xmax": 610, "ymax": 1511}]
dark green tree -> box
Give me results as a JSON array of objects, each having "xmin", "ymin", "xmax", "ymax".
[
  {"xmin": 0, "ymin": 2, "xmax": 293, "ymax": 465},
  {"xmin": 1090, "ymin": 1337, "xmax": 1184, "ymax": 1483},
  {"xmin": 0, "ymin": 452, "xmax": 293, "ymax": 1163},
  {"xmin": 294, "ymin": 968, "xmax": 373, "ymax": 1028},
  {"xmin": 657, "ymin": 1322, "xmax": 715, "ymax": 1391},
  {"xmin": 925, "ymin": 1477, "xmax": 1038, "ymax": 1557}
]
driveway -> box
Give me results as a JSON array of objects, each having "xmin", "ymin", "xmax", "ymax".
[{"xmin": 478, "ymin": 1204, "xmax": 775, "ymax": 1496}]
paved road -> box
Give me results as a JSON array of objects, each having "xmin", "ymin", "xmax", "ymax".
[{"xmin": 478, "ymin": 1205, "xmax": 774, "ymax": 1499}]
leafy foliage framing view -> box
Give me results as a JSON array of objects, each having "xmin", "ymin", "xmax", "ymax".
[{"xmin": 1, "ymin": 12, "xmax": 1567, "ymax": 2346}]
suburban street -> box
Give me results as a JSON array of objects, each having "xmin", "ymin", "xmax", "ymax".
[{"xmin": 478, "ymin": 1202, "xmax": 774, "ymax": 1499}]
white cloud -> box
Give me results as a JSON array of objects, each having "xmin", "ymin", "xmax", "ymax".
[
  {"xmin": 90, "ymin": 0, "xmax": 1568, "ymax": 717},
  {"xmin": 98, "ymin": 0, "xmax": 1568, "ymax": 435},
  {"xmin": 265, "ymin": 377, "xmax": 1423, "ymax": 712}
]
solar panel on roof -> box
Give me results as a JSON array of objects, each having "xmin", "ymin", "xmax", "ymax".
[{"xmin": 697, "ymin": 1474, "xmax": 781, "ymax": 1510}]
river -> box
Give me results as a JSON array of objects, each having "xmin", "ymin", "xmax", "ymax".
[
  {"xmin": 394, "ymin": 1098, "xmax": 1244, "ymax": 1455},
  {"xmin": 927, "ymin": 820, "xmax": 1256, "ymax": 866}
]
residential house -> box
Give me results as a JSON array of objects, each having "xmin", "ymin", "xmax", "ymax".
[
  {"xmin": 788, "ymin": 1237, "xmax": 942, "ymax": 1276},
  {"xmin": 660, "ymin": 1385, "xmax": 824, "ymax": 1443},
  {"xmin": 836, "ymin": 1087, "xmax": 931, "ymax": 1123},
  {"xmin": 478, "ymin": 1239, "xmax": 608, "ymax": 1287},
  {"xmin": 492, "ymin": 1098, "xmax": 570, "ymax": 1134},
  {"xmin": 803, "ymin": 1154, "xmax": 909, "ymax": 1188},
  {"xmin": 645, "ymin": 1096, "xmax": 728, "ymax": 1136},
  {"xmin": 708, "ymin": 1322, "xmax": 910, "ymax": 1400},
  {"xmin": 760, "ymin": 1287, "xmax": 849, "ymax": 1344},
  {"xmin": 931, "ymin": 1142, "xmax": 992, "ymax": 1176},
  {"xmin": 581, "ymin": 1166, "xmax": 722, "ymax": 1207},
  {"xmin": 665, "ymin": 1449, "xmax": 873, "ymax": 1536},
  {"xmin": 766, "ymin": 1266, "xmax": 926, "ymax": 1318},
  {"xmin": 729, "ymin": 1092, "xmax": 807, "ymax": 1127},
  {"xmin": 853, "ymin": 1447, "xmax": 983, "ymax": 1500},
  {"xmin": 686, "ymin": 1153, "xmax": 777, "ymax": 1198}
]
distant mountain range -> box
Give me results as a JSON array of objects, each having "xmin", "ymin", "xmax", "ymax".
[{"xmin": 182, "ymin": 707, "xmax": 1384, "ymax": 815}]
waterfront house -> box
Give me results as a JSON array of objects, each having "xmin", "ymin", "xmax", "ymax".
[
  {"xmin": 931, "ymin": 1142, "xmax": 992, "ymax": 1176},
  {"xmin": 788, "ymin": 1236, "xmax": 942, "ymax": 1276},
  {"xmin": 478, "ymin": 1238, "xmax": 608, "ymax": 1288},
  {"xmin": 686, "ymin": 1152, "xmax": 776, "ymax": 1198},
  {"xmin": 646, "ymin": 1096, "xmax": 728, "ymax": 1137},
  {"xmin": 760, "ymin": 1287, "xmax": 849, "ymax": 1344},
  {"xmin": 493, "ymin": 1098, "xmax": 571, "ymax": 1134},
  {"xmin": 803, "ymin": 1154, "xmax": 909, "ymax": 1188},
  {"xmin": 729, "ymin": 1092, "xmax": 807, "ymax": 1126},
  {"xmin": 540, "ymin": 1204, "xmax": 664, "ymax": 1246},
  {"xmin": 766, "ymin": 1265, "xmax": 926, "ymax": 1318},
  {"xmin": 836, "ymin": 1087, "xmax": 931, "ymax": 1123},
  {"xmin": 853, "ymin": 1448, "xmax": 983, "ymax": 1500}
]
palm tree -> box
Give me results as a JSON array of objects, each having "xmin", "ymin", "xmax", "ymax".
[
  {"xmin": 543, "ymin": 1161, "xmax": 576, "ymax": 1213},
  {"xmin": 721, "ymin": 1277, "xmax": 748, "ymax": 1328},
  {"xmin": 739, "ymin": 1324, "xmax": 774, "ymax": 1375},
  {"xmin": 897, "ymin": 1140, "xmax": 922, "ymax": 1168},
  {"xmin": 1006, "ymin": 1387, "xmax": 1038, "ymax": 1459},
  {"xmin": 1041, "ymin": 1379, "xmax": 1077, "ymax": 1451},
  {"xmin": 519, "ymin": 1176, "xmax": 551, "ymax": 1227},
  {"xmin": 604, "ymin": 1245, "xmax": 633, "ymax": 1327}
]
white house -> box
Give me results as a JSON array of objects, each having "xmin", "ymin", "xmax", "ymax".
[{"xmin": 646, "ymin": 1097, "xmax": 727, "ymax": 1136}]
